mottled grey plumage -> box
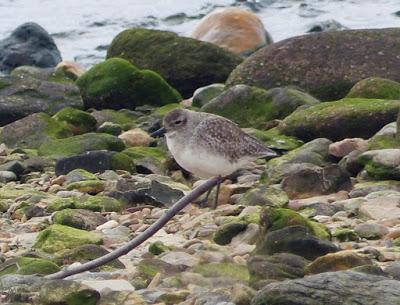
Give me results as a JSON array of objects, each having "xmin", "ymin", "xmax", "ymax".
[{"xmin": 163, "ymin": 109, "xmax": 276, "ymax": 178}]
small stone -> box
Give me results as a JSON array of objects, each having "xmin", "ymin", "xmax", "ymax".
[
  {"xmin": 96, "ymin": 220, "xmax": 119, "ymax": 231},
  {"xmin": 354, "ymin": 223, "xmax": 389, "ymax": 239},
  {"xmin": 159, "ymin": 251, "xmax": 199, "ymax": 268},
  {"xmin": 0, "ymin": 171, "xmax": 17, "ymax": 183},
  {"xmin": 119, "ymin": 128, "xmax": 152, "ymax": 147},
  {"xmin": 329, "ymin": 138, "xmax": 369, "ymax": 157}
]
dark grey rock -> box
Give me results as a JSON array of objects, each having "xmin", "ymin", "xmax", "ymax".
[
  {"xmin": 251, "ymin": 270, "xmax": 400, "ymax": 305},
  {"xmin": 0, "ymin": 22, "xmax": 61, "ymax": 72}
]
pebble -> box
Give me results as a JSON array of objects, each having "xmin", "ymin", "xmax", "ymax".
[{"xmin": 96, "ymin": 220, "xmax": 119, "ymax": 231}]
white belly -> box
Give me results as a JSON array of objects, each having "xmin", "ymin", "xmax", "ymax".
[{"xmin": 166, "ymin": 134, "xmax": 249, "ymax": 178}]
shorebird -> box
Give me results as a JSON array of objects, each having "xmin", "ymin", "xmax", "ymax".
[{"xmin": 152, "ymin": 108, "xmax": 277, "ymax": 208}]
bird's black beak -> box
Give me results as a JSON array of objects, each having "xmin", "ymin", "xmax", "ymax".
[{"xmin": 150, "ymin": 127, "xmax": 166, "ymax": 137}]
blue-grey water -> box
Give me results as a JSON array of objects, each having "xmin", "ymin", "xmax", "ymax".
[{"xmin": 0, "ymin": 0, "xmax": 399, "ymax": 67}]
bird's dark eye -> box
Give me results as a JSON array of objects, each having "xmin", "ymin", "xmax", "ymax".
[{"xmin": 174, "ymin": 120, "xmax": 182, "ymax": 125}]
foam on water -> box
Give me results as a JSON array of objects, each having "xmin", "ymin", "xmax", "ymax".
[{"xmin": 0, "ymin": 0, "xmax": 399, "ymax": 67}]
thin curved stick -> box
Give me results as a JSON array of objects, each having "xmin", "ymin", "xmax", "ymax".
[{"xmin": 45, "ymin": 176, "xmax": 222, "ymax": 280}]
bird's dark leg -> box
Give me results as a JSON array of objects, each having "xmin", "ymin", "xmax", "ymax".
[{"xmin": 212, "ymin": 176, "xmax": 222, "ymax": 210}]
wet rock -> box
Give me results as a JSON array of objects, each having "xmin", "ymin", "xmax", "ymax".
[
  {"xmin": 307, "ymin": 19, "xmax": 348, "ymax": 32},
  {"xmin": 201, "ymin": 85, "xmax": 319, "ymax": 128},
  {"xmin": 76, "ymin": 58, "xmax": 181, "ymax": 110},
  {"xmin": 347, "ymin": 77, "xmax": 400, "ymax": 99},
  {"xmin": 305, "ymin": 251, "xmax": 373, "ymax": 275},
  {"xmin": 192, "ymin": 83, "xmax": 225, "ymax": 108},
  {"xmin": 33, "ymin": 224, "xmax": 103, "ymax": 253},
  {"xmin": 38, "ymin": 133, "xmax": 125, "ymax": 157},
  {"xmin": 238, "ymin": 184, "xmax": 289, "ymax": 207},
  {"xmin": 281, "ymin": 164, "xmax": 350, "ymax": 199},
  {"xmin": 278, "ymin": 98, "xmax": 400, "ymax": 141},
  {"xmin": 358, "ymin": 149, "xmax": 400, "ymax": 180},
  {"xmin": 107, "ymin": 28, "xmax": 242, "ymax": 98},
  {"xmin": 55, "ymin": 150, "xmax": 135, "ymax": 175},
  {"xmin": 329, "ymin": 138, "xmax": 369, "ymax": 157},
  {"xmin": 0, "ymin": 22, "xmax": 61, "ymax": 72},
  {"xmin": 252, "ymin": 270, "xmax": 400, "ymax": 305},
  {"xmin": 248, "ymin": 253, "xmax": 307, "ymax": 289},
  {"xmin": 254, "ymin": 225, "xmax": 338, "ymax": 260},
  {"xmin": 227, "ymin": 28, "xmax": 400, "ymax": 101},
  {"xmin": 52, "ymin": 209, "xmax": 107, "ymax": 230},
  {"xmin": 191, "ymin": 7, "xmax": 272, "ymax": 56},
  {"xmin": 37, "ymin": 280, "xmax": 100, "ymax": 305},
  {"xmin": 354, "ymin": 223, "xmax": 389, "ymax": 239},
  {"xmin": 0, "ymin": 75, "xmax": 82, "ymax": 126}
]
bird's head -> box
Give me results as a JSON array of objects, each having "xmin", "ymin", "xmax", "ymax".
[{"xmin": 150, "ymin": 108, "xmax": 189, "ymax": 137}]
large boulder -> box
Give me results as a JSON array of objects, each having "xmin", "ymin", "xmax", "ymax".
[
  {"xmin": 201, "ymin": 85, "xmax": 319, "ymax": 128},
  {"xmin": 0, "ymin": 22, "xmax": 61, "ymax": 72},
  {"xmin": 0, "ymin": 75, "xmax": 83, "ymax": 126},
  {"xmin": 191, "ymin": 8, "xmax": 272, "ymax": 56},
  {"xmin": 107, "ymin": 28, "xmax": 242, "ymax": 98},
  {"xmin": 76, "ymin": 58, "xmax": 181, "ymax": 110},
  {"xmin": 227, "ymin": 28, "xmax": 400, "ymax": 101},
  {"xmin": 252, "ymin": 271, "xmax": 400, "ymax": 305},
  {"xmin": 278, "ymin": 98, "xmax": 400, "ymax": 141}
]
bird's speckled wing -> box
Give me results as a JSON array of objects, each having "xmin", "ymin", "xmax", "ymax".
[{"xmin": 190, "ymin": 116, "xmax": 277, "ymax": 162}]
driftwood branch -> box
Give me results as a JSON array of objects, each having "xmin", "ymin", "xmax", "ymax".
[{"xmin": 45, "ymin": 176, "xmax": 222, "ymax": 280}]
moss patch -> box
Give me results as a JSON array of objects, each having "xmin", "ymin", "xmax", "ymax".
[
  {"xmin": 110, "ymin": 152, "xmax": 136, "ymax": 173},
  {"xmin": 0, "ymin": 257, "xmax": 60, "ymax": 276},
  {"xmin": 53, "ymin": 107, "xmax": 97, "ymax": 135},
  {"xmin": 193, "ymin": 263, "xmax": 249, "ymax": 282},
  {"xmin": 346, "ymin": 77, "xmax": 400, "ymax": 99},
  {"xmin": 245, "ymin": 127, "xmax": 303, "ymax": 151}
]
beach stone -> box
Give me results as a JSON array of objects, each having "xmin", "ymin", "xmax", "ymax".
[
  {"xmin": 245, "ymin": 127, "xmax": 304, "ymax": 151},
  {"xmin": 0, "ymin": 113, "xmax": 73, "ymax": 149},
  {"xmin": 99, "ymin": 291, "xmax": 147, "ymax": 305},
  {"xmin": 254, "ymin": 225, "xmax": 338, "ymax": 260},
  {"xmin": 227, "ymin": 28, "xmax": 400, "ymax": 101},
  {"xmin": 0, "ymin": 257, "xmax": 60, "ymax": 277},
  {"xmin": 213, "ymin": 222, "xmax": 247, "ymax": 245},
  {"xmin": 192, "ymin": 83, "xmax": 225, "ymax": 108},
  {"xmin": 354, "ymin": 223, "xmax": 389, "ymax": 239},
  {"xmin": 329, "ymin": 138, "xmax": 369, "ymax": 157},
  {"xmin": 0, "ymin": 171, "xmax": 17, "ymax": 183},
  {"xmin": 305, "ymin": 251, "xmax": 373, "ymax": 275},
  {"xmin": 55, "ymin": 150, "xmax": 135, "ymax": 175},
  {"xmin": 191, "ymin": 7, "xmax": 272, "ymax": 56},
  {"xmin": 55, "ymin": 60, "xmax": 85, "ymax": 80},
  {"xmin": 122, "ymin": 146, "xmax": 167, "ymax": 174},
  {"xmin": 33, "ymin": 224, "xmax": 103, "ymax": 253},
  {"xmin": 64, "ymin": 169, "xmax": 97, "ymax": 184},
  {"xmin": 118, "ymin": 128, "xmax": 151, "ymax": 147},
  {"xmin": 38, "ymin": 133, "xmax": 125, "ymax": 157},
  {"xmin": 97, "ymin": 122, "xmax": 123, "ymax": 136},
  {"xmin": 107, "ymin": 28, "xmax": 242, "ymax": 98},
  {"xmin": 160, "ymin": 251, "xmax": 199, "ymax": 268},
  {"xmin": 201, "ymin": 85, "xmax": 319, "ymax": 128},
  {"xmin": 248, "ymin": 253, "xmax": 307, "ymax": 289},
  {"xmin": 384, "ymin": 262, "xmax": 400, "ymax": 280},
  {"xmin": 358, "ymin": 149, "xmax": 400, "ymax": 180},
  {"xmin": 368, "ymin": 122, "xmax": 399, "ymax": 150},
  {"xmin": 350, "ymin": 181, "xmax": 400, "ymax": 198},
  {"xmin": 278, "ymin": 98, "xmax": 400, "ymax": 141},
  {"xmin": 53, "ymin": 107, "xmax": 97, "ymax": 135},
  {"xmin": 281, "ymin": 164, "xmax": 349, "ymax": 199},
  {"xmin": 252, "ymin": 270, "xmax": 400, "ymax": 305},
  {"xmin": 238, "ymin": 184, "xmax": 289, "ymax": 207},
  {"xmin": 37, "ymin": 280, "xmax": 100, "ymax": 305},
  {"xmin": 52, "ymin": 209, "xmax": 107, "ymax": 230},
  {"xmin": 307, "ymin": 19, "xmax": 348, "ymax": 32},
  {"xmin": 76, "ymin": 58, "xmax": 181, "ymax": 110},
  {"xmin": 90, "ymin": 109, "xmax": 138, "ymax": 129},
  {"xmin": 0, "ymin": 22, "xmax": 61, "ymax": 72},
  {"xmin": 347, "ymin": 77, "xmax": 400, "ymax": 99}
]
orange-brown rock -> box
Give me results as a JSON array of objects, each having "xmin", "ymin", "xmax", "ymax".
[
  {"xmin": 191, "ymin": 8, "xmax": 272, "ymax": 56},
  {"xmin": 56, "ymin": 60, "xmax": 85, "ymax": 80}
]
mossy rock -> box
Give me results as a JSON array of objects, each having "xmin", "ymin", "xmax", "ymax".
[
  {"xmin": 152, "ymin": 103, "xmax": 184, "ymax": 117},
  {"xmin": 0, "ymin": 257, "xmax": 60, "ymax": 276},
  {"xmin": 52, "ymin": 208, "xmax": 106, "ymax": 230},
  {"xmin": 0, "ymin": 185, "xmax": 42, "ymax": 200},
  {"xmin": 107, "ymin": 28, "xmax": 242, "ymax": 98},
  {"xmin": 91, "ymin": 109, "xmax": 138, "ymax": 130},
  {"xmin": 110, "ymin": 152, "xmax": 136, "ymax": 173},
  {"xmin": 53, "ymin": 107, "xmax": 97, "ymax": 135},
  {"xmin": 260, "ymin": 207, "xmax": 330, "ymax": 239},
  {"xmin": 245, "ymin": 127, "xmax": 303, "ymax": 151},
  {"xmin": 368, "ymin": 122, "xmax": 400, "ymax": 150},
  {"xmin": 76, "ymin": 58, "xmax": 181, "ymax": 110},
  {"xmin": 350, "ymin": 180, "xmax": 400, "ymax": 197},
  {"xmin": 122, "ymin": 146, "xmax": 167, "ymax": 174},
  {"xmin": 75, "ymin": 195, "xmax": 125, "ymax": 212},
  {"xmin": 333, "ymin": 228, "xmax": 359, "ymax": 242},
  {"xmin": 53, "ymin": 244, "xmax": 125, "ymax": 270},
  {"xmin": 358, "ymin": 149, "xmax": 400, "ymax": 180},
  {"xmin": 148, "ymin": 241, "xmax": 172, "ymax": 255},
  {"xmin": 279, "ymin": 98, "xmax": 400, "ymax": 141},
  {"xmin": 193, "ymin": 263, "xmax": 249, "ymax": 282},
  {"xmin": 65, "ymin": 169, "xmax": 98, "ymax": 184},
  {"xmin": 0, "ymin": 112, "xmax": 73, "ymax": 149},
  {"xmin": 192, "ymin": 83, "xmax": 225, "ymax": 108},
  {"xmin": 66, "ymin": 180, "xmax": 105, "ymax": 194},
  {"xmin": 238, "ymin": 184, "xmax": 289, "ymax": 207},
  {"xmin": 213, "ymin": 222, "xmax": 248, "ymax": 245},
  {"xmin": 38, "ymin": 132, "xmax": 125, "ymax": 157},
  {"xmin": 46, "ymin": 197, "xmax": 76, "ymax": 212},
  {"xmin": 201, "ymin": 85, "xmax": 319, "ymax": 128},
  {"xmin": 38, "ymin": 280, "xmax": 100, "ymax": 305},
  {"xmin": 34, "ymin": 224, "xmax": 103, "ymax": 253},
  {"xmin": 346, "ymin": 77, "xmax": 400, "ymax": 99},
  {"xmin": 97, "ymin": 122, "xmax": 123, "ymax": 135}
]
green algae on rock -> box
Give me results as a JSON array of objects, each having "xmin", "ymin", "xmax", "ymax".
[
  {"xmin": 107, "ymin": 28, "xmax": 242, "ymax": 98},
  {"xmin": 53, "ymin": 107, "xmax": 97, "ymax": 135},
  {"xmin": 38, "ymin": 132, "xmax": 125, "ymax": 157},
  {"xmin": 193, "ymin": 262, "xmax": 249, "ymax": 282},
  {"xmin": 368, "ymin": 122, "xmax": 400, "ymax": 150},
  {"xmin": 279, "ymin": 98, "xmax": 400, "ymax": 141},
  {"xmin": 122, "ymin": 146, "xmax": 167, "ymax": 174},
  {"xmin": 358, "ymin": 149, "xmax": 400, "ymax": 180},
  {"xmin": 201, "ymin": 85, "xmax": 319, "ymax": 128},
  {"xmin": 149, "ymin": 241, "xmax": 172, "ymax": 256},
  {"xmin": 238, "ymin": 184, "xmax": 289, "ymax": 207},
  {"xmin": 244, "ymin": 127, "xmax": 303, "ymax": 151},
  {"xmin": 47, "ymin": 195, "xmax": 124, "ymax": 213},
  {"xmin": 91, "ymin": 109, "xmax": 138, "ymax": 130},
  {"xmin": 192, "ymin": 83, "xmax": 226, "ymax": 108},
  {"xmin": 0, "ymin": 257, "xmax": 60, "ymax": 276},
  {"xmin": 0, "ymin": 112, "xmax": 73, "ymax": 149},
  {"xmin": 346, "ymin": 77, "xmax": 400, "ymax": 99},
  {"xmin": 52, "ymin": 208, "xmax": 106, "ymax": 230},
  {"xmin": 34, "ymin": 224, "xmax": 103, "ymax": 253},
  {"xmin": 76, "ymin": 58, "xmax": 182, "ymax": 110},
  {"xmin": 66, "ymin": 180, "xmax": 105, "ymax": 194},
  {"xmin": 213, "ymin": 221, "xmax": 248, "ymax": 245}
]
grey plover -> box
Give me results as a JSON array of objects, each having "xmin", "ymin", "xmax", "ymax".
[{"xmin": 152, "ymin": 108, "xmax": 277, "ymax": 207}]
